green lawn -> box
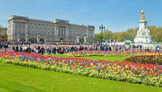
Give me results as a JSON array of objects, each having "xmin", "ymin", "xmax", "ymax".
[
  {"xmin": 43, "ymin": 54, "xmax": 127, "ymax": 62},
  {"xmin": 0, "ymin": 62, "xmax": 162, "ymax": 92}
]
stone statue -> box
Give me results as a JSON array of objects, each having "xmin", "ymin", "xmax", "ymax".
[
  {"xmin": 140, "ymin": 8, "xmax": 145, "ymax": 20},
  {"xmin": 109, "ymin": 39, "xmax": 111, "ymax": 43},
  {"xmin": 17, "ymin": 34, "xmax": 20, "ymax": 42},
  {"xmin": 134, "ymin": 9, "xmax": 152, "ymax": 43}
]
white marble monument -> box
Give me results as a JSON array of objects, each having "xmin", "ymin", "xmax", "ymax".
[{"xmin": 134, "ymin": 8, "xmax": 152, "ymax": 43}]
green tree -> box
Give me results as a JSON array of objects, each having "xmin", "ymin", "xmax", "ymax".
[
  {"xmin": 111, "ymin": 32, "xmax": 120, "ymax": 41},
  {"xmin": 118, "ymin": 31, "xmax": 129, "ymax": 41},
  {"xmin": 148, "ymin": 26, "xmax": 157, "ymax": 41},
  {"xmin": 103, "ymin": 30, "xmax": 112, "ymax": 41},
  {"xmin": 95, "ymin": 26, "xmax": 162, "ymax": 43},
  {"xmin": 126, "ymin": 28, "xmax": 135, "ymax": 39},
  {"xmin": 95, "ymin": 33, "xmax": 101, "ymax": 39},
  {"xmin": 156, "ymin": 27, "xmax": 162, "ymax": 42}
]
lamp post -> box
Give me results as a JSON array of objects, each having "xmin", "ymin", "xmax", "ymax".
[
  {"xmin": 99, "ymin": 24, "xmax": 105, "ymax": 50},
  {"xmin": 114, "ymin": 38, "xmax": 116, "ymax": 52},
  {"xmin": 4, "ymin": 28, "xmax": 7, "ymax": 52}
]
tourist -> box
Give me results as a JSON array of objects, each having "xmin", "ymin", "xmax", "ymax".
[
  {"xmin": 52, "ymin": 46, "xmax": 56, "ymax": 54},
  {"xmin": 27, "ymin": 46, "xmax": 31, "ymax": 53},
  {"xmin": 33, "ymin": 46, "xmax": 36, "ymax": 52},
  {"xmin": 60, "ymin": 47, "xmax": 64, "ymax": 54},
  {"xmin": 46, "ymin": 46, "xmax": 49, "ymax": 54},
  {"xmin": 20, "ymin": 46, "xmax": 22, "ymax": 52},
  {"xmin": 16, "ymin": 45, "xmax": 19, "ymax": 52},
  {"xmin": 105, "ymin": 46, "xmax": 108, "ymax": 51},
  {"xmin": 48, "ymin": 46, "xmax": 51, "ymax": 54},
  {"xmin": 41, "ymin": 47, "xmax": 45, "ymax": 55},
  {"xmin": 24, "ymin": 46, "xmax": 28, "ymax": 52},
  {"xmin": 156, "ymin": 46, "xmax": 160, "ymax": 52},
  {"xmin": 12, "ymin": 45, "xmax": 15, "ymax": 51}
]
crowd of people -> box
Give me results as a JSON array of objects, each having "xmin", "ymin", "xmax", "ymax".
[
  {"xmin": 9, "ymin": 44, "xmax": 162, "ymax": 55},
  {"xmin": 11, "ymin": 44, "xmax": 131, "ymax": 54},
  {"xmin": 0, "ymin": 41, "xmax": 8, "ymax": 49}
]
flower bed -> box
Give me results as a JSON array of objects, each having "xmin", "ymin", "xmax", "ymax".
[
  {"xmin": 67, "ymin": 51, "xmax": 158, "ymax": 57},
  {"xmin": 125, "ymin": 53, "xmax": 162, "ymax": 65},
  {"xmin": 0, "ymin": 52, "xmax": 162, "ymax": 87},
  {"xmin": 66, "ymin": 51, "xmax": 137, "ymax": 57}
]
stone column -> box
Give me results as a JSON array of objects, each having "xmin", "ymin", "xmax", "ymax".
[
  {"xmin": 86, "ymin": 29, "xmax": 88, "ymax": 38},
  {"xmin": 37, "ymin": 35, "xmax": 40, "ymax": 43},
  {"xmin": 76, "ymin": 36, "xmax": 79, "ymax": 43},
  {"xmin": 54, "ymin": 27, "xmax": 57, "ymax": 36},
  {"xmin": 84, "ymin": 36, "xmax": 87, "ymax": 43},
  {"xmin": 92, "ymin": 31, "xmax": 95, "ymax": 38},
  {"xmin": 65, "ymin": 27, "xmax": 69, "ymax": 37},
  {"xmin": 64, "ymin": 27, "xmax": 66, "ymax": 37},
  {"xmin": 63, "ymin": 27, "xmax": 64, "ymax": 36},
  {"xmin": 25, "ymin": 23, "xmax": 28, "ymax": 34},
  {"xmin": 10, "ymin": 21, "xmax": 15, "ymax": 41},
  {"xmin": 60, "ymin": 27, "xmax": 62, "ymax": 36},
  {"xmin": 12, "ymin": 21, "xmax": 15, "ymax": 35},
  {"xmin": 44, "ymin": 36, "xmax": 47, "ymax": 43}
]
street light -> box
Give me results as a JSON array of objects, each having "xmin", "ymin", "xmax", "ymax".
[
  {"xmin": 4, "ymin": 28, "xmax": 7, "ymax": 52},
  {"xmin": 99, "ymin": 24, "xmax": 105, "ymax": 50}
]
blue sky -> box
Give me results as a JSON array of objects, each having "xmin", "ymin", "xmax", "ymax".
[{"xmin": 0, "ymin": 0, "xmax": 162, "ymax": 33}]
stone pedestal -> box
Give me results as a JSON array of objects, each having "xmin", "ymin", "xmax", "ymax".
[{"xmin": 134, "ymin": 19, "xmax": 152, "ymax": 43}]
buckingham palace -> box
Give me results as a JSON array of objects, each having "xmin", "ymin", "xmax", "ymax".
[{"xmin": 7, "ymin": 15, "xmax": 95, "ymax": 43}]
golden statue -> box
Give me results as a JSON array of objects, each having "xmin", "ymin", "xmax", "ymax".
[{"xmin": 140, "ymin": 8, "xmax": 145, "ymax": 20}]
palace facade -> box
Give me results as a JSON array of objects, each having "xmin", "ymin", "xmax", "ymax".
[
  {"xmin": 7, "ymin": 15, "xmax": 95, "ymax": 43},
  {"xmin": 0, "ymin": 26, "xmax": 7, "ymax": 42}
]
